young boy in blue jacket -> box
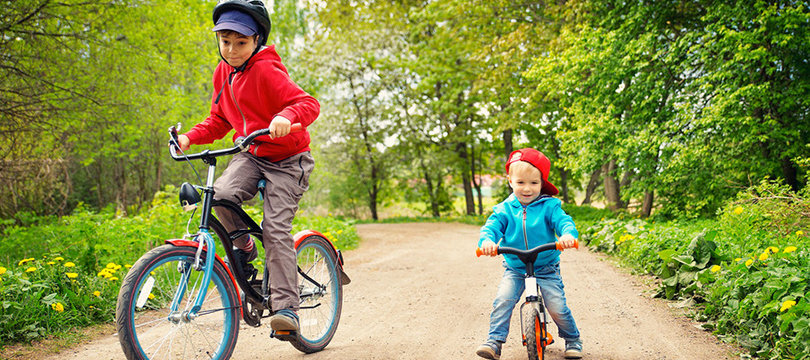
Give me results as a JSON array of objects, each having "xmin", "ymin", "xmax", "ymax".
[{"xmin": 476, "ymin": 148, "xmax": 583, "ymax": 359}]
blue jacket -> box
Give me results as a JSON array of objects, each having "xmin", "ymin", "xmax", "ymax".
[{"xmin": 478, "ymin": 194, "xmax": 578, "ymax": 272}]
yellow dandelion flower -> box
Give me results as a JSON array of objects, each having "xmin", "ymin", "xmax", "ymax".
[
  {"xmin": 125, "ymin": 264, "xmax": 132, "ymax": 269},
  {"xmin": 47, "ymin": 261, "xmax": 56, "ymax": 265},
  {"xmin": 733, "ymin": 207, "xmax": 743, "ymax": 215},
  {"xmin": 106, "ymin": 262, "xmax": 117, "ymax": 269},
  {"xmin": 766, "ymin": 246, "xmax": 779, "ymax": 254},
  {"xmin": 759, "ymin": 252, "xmax": 769, "ymax": 261},
  {"xmin": 66, "ymin": 273, "xmax": 79, "ymax": 279},
  {"xmin": 337, "ymin": 230, "xmax": 343, "ymax": 235},
  {"xmin": 780, "ymin": 300, "xmax": 797, "ymax": 312},
  {"xmin": 745, "ymin": 259, "xmax": 753, "ymax": 266},
  {"xmin": 64, "ymin": 262, "xmax": 75, "ymax": 268},
  {"xmin": 54, "ymin": 257, "xmax": 64, "ymax": 261},
  {"xmin": 797, "ymin": 230, "xmax": 805, "ymax": 236},
  {"xmin": 18, "ymin": 258, "xmax": 35, "ymax": 266},
  {"xmin": 148, "ymin": 293, "xmax": 155, "ymax": 300},
  {"xmin": 109, "ymin": 276, "xmax": 119, "ymax": 281},
  {"xmin": 25, "ymin": 267, "xmax": 36, "ymax": 273},
  {"xmin": 0, "ymin": 267, "xmax": 6, "ymax": 275},
  {"xmin": 783, "ymin": 246, "xmax": 797, "ymax": 253},
  {"xmin": 710, "ymin": 265, "xmax": 721, "ymax": 273},
  {"xmin": 51, "ymin": 302, "xmax": 65, "ymax": 312},
  {"xmin": 93, "ymin": 291, "xmax": 101, "ymax": 297},
  {"xmin": 734, "ymin": 258, "xmax": 742, "ymax": 262}
]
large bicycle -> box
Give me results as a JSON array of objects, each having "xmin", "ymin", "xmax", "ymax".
[
  {"xmin": 477, "ymin": 240, "xmax": 578, "ymax": 360},
  {"xmin": 115, "ymin": 124, "xmax": 349, "ymax": 359}
]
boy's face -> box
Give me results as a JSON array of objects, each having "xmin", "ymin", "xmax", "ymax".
[
  {"xmin": 217, "ymin": 32, "xmax": 257, "ymax": 68},
  {"xmin": 508, "ymin": 162, "xmax": 543, "ymax": 205}
]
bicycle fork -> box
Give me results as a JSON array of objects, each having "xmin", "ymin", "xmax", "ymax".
[
  {"xmin": 153, "ymin": 230, "xmax": 216, "ymax": 324},
  {"xmin": 519, "ymin": 275, "xmax": 554, "ymax": 347}
]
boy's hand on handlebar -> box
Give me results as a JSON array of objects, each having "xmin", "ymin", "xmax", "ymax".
[
  {"xmin": 177, "ymin": 134, "xmax": 191, "ymax": 152},
  {"xmin": 479, "ymin": 240, "xmax": 498, "ymax": 257},
  {"xmin": 558, "ymin": 234, "xmax": 579, "ymax": 250},
  {"xmin": 268, "ymin": 116, "xmax": 291, "ymax": 139}
]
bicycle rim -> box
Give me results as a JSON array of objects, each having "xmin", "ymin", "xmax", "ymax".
[
  {"xmin": 116, "ymin": 245, "xmax": 240, "ymax": 360},
  {"xmin": 292, "ymin": 235, "xmax": 343, "ymax": 353}
]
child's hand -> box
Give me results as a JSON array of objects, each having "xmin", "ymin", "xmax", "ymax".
[
  {"xmin": 268, "ymin": 116, "xmax": 292, "ymax": 138},
  {"xmin": 558, "ymin": 234, "xmax": 578, "ymax": 250},
  {"xmin": 177, "ymin": 135, "xmax": 191, "ymax": 151},
  {"xmin": 480, "ymin": 240, "xmax": 498, "ymax": 256}
]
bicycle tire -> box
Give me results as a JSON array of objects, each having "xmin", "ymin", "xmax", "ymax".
[
  {"xmin": 288, "ymin": 235, "xmax": 343, "ymax": 353},
  {"xmin": 116, "ymin": 244, "xmax": 240, "ymax": 360},
  {"xmin": 522, "ymin": 305, "xmax": 549, "ymax": 360}
]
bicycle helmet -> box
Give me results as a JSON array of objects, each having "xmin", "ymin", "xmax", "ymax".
[{"xmin": 213, "ymin": 0, "xmax": 271, "ymax": 46}]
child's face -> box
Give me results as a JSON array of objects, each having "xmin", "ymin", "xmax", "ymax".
[
  {"xmin": 217, "ymin": 32, "xmax": 257, "ymax": 68},
  {"xmin": 508, "ymin": 162, "xmax": 543, "ymax": 205}
]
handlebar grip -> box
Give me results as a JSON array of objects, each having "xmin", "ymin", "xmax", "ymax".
[
  {"xmin": 555, "ymin": 239, "xmax": 579, "ymax": 251},
  {"xmin": 475, "ymin": 246, "xmax": 499, "ymax": 257}
]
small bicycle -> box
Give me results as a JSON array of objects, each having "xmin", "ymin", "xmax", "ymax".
[
  {"xmin": 115, "ymin": 123, "xmax": 349, "ymax": 360},
  {"xmin": 477, "ymin": 240, "xmax": 578, "ymax": 360}
]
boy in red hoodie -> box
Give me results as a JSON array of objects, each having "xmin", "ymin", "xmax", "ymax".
[{"xmin": 176, "ymin": 0, "xmax": 319, "ymax": 332}]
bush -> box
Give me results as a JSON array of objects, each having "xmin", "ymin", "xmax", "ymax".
[{"xmin": 582, "ymin": 180, "xmax": 809, "ymax": 359}]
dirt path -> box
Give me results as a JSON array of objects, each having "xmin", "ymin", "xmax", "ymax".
[{"xmin": 46, "ymin": 223, "xmax": 740, "ymax": 360}]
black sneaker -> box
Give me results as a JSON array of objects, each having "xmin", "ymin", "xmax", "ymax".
[
  {"xmin": 475, "ymin": 340, "xmax": 502, "ymax": 360},
  {"xmin": 227, "ymin": 246, "xmax": 258, "ymax": 279}
]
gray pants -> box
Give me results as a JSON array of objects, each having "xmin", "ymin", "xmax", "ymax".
[{"xmin": 213, "ymin": 151, "xmax": 314, "ymax": 311}]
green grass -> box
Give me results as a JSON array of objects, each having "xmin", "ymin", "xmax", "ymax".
[{"xmin": 0, "ymin": 185, "xmax": 358, "ymax": 347}]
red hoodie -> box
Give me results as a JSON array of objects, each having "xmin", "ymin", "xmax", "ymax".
[{"xmin": 183, "ymin": 45, "xmax": 319, "ymax": 162}]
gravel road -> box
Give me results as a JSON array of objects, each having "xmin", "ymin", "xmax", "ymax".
[{"xmin": 45, "ymin": 222, "xmax": 741, "ymax": 360}]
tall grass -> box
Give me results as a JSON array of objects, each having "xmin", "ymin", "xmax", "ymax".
[{"xmin": 0, "ymin": 186, "xmax": 358, "ymax": 346}]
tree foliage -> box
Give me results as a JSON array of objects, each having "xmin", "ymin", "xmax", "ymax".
[{"xmin": 0, "ymin": 0, "xmax": 807, "ymax": 221}]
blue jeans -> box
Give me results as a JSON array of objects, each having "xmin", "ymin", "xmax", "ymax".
[{"xmin": 487, "ymin": 261, "xmax": 580, "ymax": 343}]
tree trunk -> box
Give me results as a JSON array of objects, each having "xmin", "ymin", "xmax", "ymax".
[
  {"xmin": 581, "ymin": 167, "xmax": 601, "ymax": 205},
  {"xmin": 368, "ymin": 186, "xmax": 378, "ymax": 221},
  {"xmin": 470, "ymin": 142, "xmax": 483, "ymax": 215},
  {"xmin": 457, "ymin": 142, "xmax": 475, "ymax": 216},
  {"xmin": 422, "ymin": 163, "xmax": 440, "ymax": 218},
  {"xmin": 503, "ymin": 129, "xmax": 513, "ymax": 162},
  {"xmin": 559, "ymin": 168, "xmax": 569, "ymax": 203},
  {"xmin": 603, "ymin": 159, "xmax": 622, "ymax": 210},
  {"xmin": 476, "ymin": 148, "xmax": 483, "ymax": 215},
  {"xmin": 781, "ymin": 157, "xmax": 799, "ymax": 192},
  {"xmin": 641, "ymin": 190, "xmax": 654, "ymax": 218}
]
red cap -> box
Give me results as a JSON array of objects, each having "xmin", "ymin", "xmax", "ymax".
[{"xmin": 505, "ymin": 148, "xmax": 558, "ymax": 196}]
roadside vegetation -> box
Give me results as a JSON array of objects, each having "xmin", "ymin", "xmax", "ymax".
[
  {"xmin": 581, "ymin": 181, "xmax": 809, "ymax": 359},
  {"xmin": 0, "ymin": 186, "xmax": 358, "ymax": 347}
]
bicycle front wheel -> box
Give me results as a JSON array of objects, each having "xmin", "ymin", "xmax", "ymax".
[
  {"xmin": 289, "ymin": 234, "xmax": 343, "ymax": 353},
  {"xmin": 522, "ymin": 304, "xmax": 551, "ymax": 360},
  {"xmin": 116, "ymin": 244, "xmax": 240, "ymax": 360}
]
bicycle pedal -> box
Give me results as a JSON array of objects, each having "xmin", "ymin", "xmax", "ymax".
[{"xmin": 269, "ymin": 330, "xmax": 297, "ymax": 342}]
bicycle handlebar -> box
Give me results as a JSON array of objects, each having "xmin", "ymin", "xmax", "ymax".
[
  {"xmin": 168, "ymin": 123, "xmax": 304, "ymax": 161},
  {"xmin": 475, "ymin": 239, "xmax": 579, "ymax": 258}
]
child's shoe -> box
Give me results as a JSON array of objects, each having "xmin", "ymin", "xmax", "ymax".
[
  {"xmin": 475, "ymin": 339, "xmax": 502, "ymax": 360},
  {"xmin": 564, "ymin": 338, "xmax": 583, "ymax": 359},
  {"xmin": 269, "ymin": 309, "xmax": 299, "ymax": 331}
]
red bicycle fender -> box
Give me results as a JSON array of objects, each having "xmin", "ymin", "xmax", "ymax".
[
  {"xmin": 164, "ymin": 239, "xmax": 242, "ymax": 311},
  {"xmin": 293, "ymin": 230, "xmax": 344, "ymax": 267}
]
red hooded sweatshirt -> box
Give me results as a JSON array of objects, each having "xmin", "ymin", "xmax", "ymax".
[{"xmin": 183, "ymin": 45, "xmax": 320, "ymax": 162}]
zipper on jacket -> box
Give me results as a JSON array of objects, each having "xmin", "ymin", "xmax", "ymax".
[
  {"xmin": 522, "ymin": 206, "xmax": 529, "ymax": 250},
  {"xmin": 227, "ymin": 70, "xmax": 250, "ymax": 150}
]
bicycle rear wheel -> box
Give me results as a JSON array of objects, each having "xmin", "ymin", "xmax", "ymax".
[
  {"xmin": 116, "ymin": 244, "xmax": 240, "ymax": 360},
  {"xmin": 522, "ymin": 305, "xmax": 551, "ymax": 360},
  {"xmin": 289, "ymin": 234, "xmax": 343, "ymax": 353}
]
